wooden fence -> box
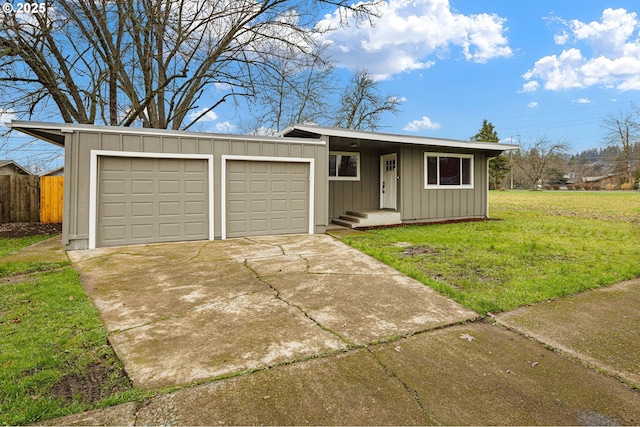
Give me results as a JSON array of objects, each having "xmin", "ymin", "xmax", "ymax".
[
  {"xmin": 40, "ymin": 176, "xmax": 64, "ymax": 224},
  {"xmin": 0, "ymin": 175, "xmax": 64, "ymax": 224}
]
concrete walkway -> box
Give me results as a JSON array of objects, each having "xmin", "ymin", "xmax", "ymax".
[{"xmin": 13, "ymin": 236, "xmax": 640, "ymax": 425}]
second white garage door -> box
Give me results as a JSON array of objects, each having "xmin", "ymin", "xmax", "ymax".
[{"xmin": 226, "ymin": 160, "xmax": 310, "ymax": 238}]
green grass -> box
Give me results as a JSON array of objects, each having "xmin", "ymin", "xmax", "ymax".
[
  {"xmin": 0, "ymin": 236, "xmax": 141, "ymax": 425},
  {"xmin": 0, "ymin": 235, "xmax": 53, "ymax": 258},
  {"xmin": 339, "ymin": 191, "xmax": 640, "ymax": 315}
]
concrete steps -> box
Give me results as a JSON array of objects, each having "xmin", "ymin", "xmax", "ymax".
[{"xmin": 332, "ymin": 210, "xmax": 402, "ymax": 228}]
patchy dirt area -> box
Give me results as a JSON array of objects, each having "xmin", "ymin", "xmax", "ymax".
[
  {"xmin": 0, "ymin": 222, "xmax": 61, "ymax": 238},
  {"xmin": 401, "ymin": 245, "xmax": 442, "ymax": 257},
  {"xmin": 52, "ymin": 362, "xmax": 133, "ymax": 405}
]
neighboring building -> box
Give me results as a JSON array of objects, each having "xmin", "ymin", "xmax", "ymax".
[
  {"xmin": 42, "ymin": 166, "xmax": 64, "ymax": 176},
  {"xmin": 9, "ymin": 121, "xmax": 517, "ymax": 250},
  {"xmin": 0, "ymin": 159, "xmax": 31, "ymax": 175},
  {"xmin": 582, "ymin": 172, "xmax": 626, "ymax": 189}
]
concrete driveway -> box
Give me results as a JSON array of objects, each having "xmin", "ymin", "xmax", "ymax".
[{"xmin": 68, "ymin": 234, "xmax": 477, "ymax": 390}]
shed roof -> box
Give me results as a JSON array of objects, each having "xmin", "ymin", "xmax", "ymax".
[
  {"xmin": 0, "ymin": 159, "xmax": 31, "ymax": 175},
  {"xmin": 280, "ymin": 124, "xmax": 519, "ymax": 152}
]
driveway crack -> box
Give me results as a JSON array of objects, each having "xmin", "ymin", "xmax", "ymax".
[
  {"xmin": 243, "ymin": 259, "xmax": 357, "ymax": 348},
  {"xmin": 366, "ymin": 346, "xmax": 442, "ymax": 425}
]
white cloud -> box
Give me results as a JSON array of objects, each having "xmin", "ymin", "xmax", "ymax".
[
  {"xmin": 403, "ymin": 116, "xmax": 441, "ymax": 132},
  {"xmin": 574, "ymin": 98, "xmax": 591, "ymax": 104},
  {"xmin": 520, "ymin": 80, "xmax": 539, "ymax": 93},
  {"xmin": 389, "ymin": 96, "xmax": 407, "ymax": 103},
  {"xmin": 0, "ymin": 108, "xmax": 16, "ymax": 127},
  {"xmin": 523, "ymin": 8, "xmax": 640, "ymax": 92},
  {"xmin": 554, "ymin": 31, "xmax": 569, "ymax": 45},
  {"xmin": 317, "ymin": 0, "xmax": 512, "ymax": 79},
  {"xmin": 187, "ymin": 108, "xmax": 218, "ymax": 123},
  {"xmin": 215, "ymin": 121, "xmax": 236, "ymax": 133},
  {"xmin": 527, "ymin": 102, "xmax": 538, "ymax": 108}
]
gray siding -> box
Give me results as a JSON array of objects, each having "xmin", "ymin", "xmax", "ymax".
[
  {"xmin": 399, "ymin": 145, "xmax": 489, "ymax": 222},
  {"xmin": 328, "ymin": 151, "xmax": 381, "ymax": 219},
  {"xmin": 63, "ymin": 130, "xmax": 326, "ymax": 250}
]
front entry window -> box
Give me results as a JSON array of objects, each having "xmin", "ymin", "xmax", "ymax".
[{"xmin": 329, "ymin": 152, "xmax": 360, "ymax": 181}]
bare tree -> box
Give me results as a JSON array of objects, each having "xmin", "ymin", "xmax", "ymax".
[
  {"xmin": 241, "ymin": 44, "xmax": 336, "ymax": 134},
  {"xmin": 603, "ymin": 108, "xmax": 640, "ymax": 185},
  {"xmin": 333, "ymin": 69, "xmax": 401, "ymax": 130},
  {"xmin": 0, "ymin": 0, "xmax": 379, "ymax": 130},
  {"xmin": 513, "ymin": 136, "xmax": 571, "ymax": 189}
]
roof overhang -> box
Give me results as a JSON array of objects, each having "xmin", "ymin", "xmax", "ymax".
[
  {"xmin": 7, "ymin": 121, "xmax": 325, "ymax": 147},
  {"xmin": 280, "ymin": 124, "xmax": 519, "ymax": 152}
]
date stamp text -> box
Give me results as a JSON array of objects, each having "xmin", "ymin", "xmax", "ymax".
[{"xmin": 2, "ymin": 2, "xmax": 48, "ymax": 14}]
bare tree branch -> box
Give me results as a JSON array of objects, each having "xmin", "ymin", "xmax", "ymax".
[{"xmin": 1, "ymin": 0, "xmax": 380, "ymax": 130}]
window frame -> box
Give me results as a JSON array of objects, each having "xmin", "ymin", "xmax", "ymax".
[
  {"xmin": 329, "ymin": 151, "xmax": 361, "ymax": 181},
  {"xmin": 423, "ymin": 152, "xmax": 474, "ymax": 189}
]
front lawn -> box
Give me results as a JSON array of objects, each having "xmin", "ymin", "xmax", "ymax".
[
  {"xmin": 0, "ymin": 235, "xmax": 141, "ymax": 425},
  {"xmin": 338, "ymin": 191, "xmax": 640, "ymax": 315}
]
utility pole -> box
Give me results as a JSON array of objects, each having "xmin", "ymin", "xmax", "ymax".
[{"xmin": 510, "ymin": 134, "xmax": 520, "ymax": 190}]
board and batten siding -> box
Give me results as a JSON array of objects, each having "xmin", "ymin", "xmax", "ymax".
[
  {"xmin": 327, "ymin": 150, "xmax": 382, "ymax": 219},
  {"xmin": 399, "ymin": 145, "xmax": 489, "ymax": 222},
  {"xmin": 62, "ymin": 130, "xmax": 326, "ymax": 249}
]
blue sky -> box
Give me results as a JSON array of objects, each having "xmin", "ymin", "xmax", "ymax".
[
  {"xmin": 191, "ymin": 0, "xmax": 640, "ymax": 149},
  {"xmin": 314, "ymin": 0, "xmax": 640, "ymax": 149},
  {"xmin": 3, "ymin": 0, "xmax": 640, "ymax": 171}
]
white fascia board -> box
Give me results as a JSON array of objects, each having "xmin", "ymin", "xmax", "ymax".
[
  {"xmin": 283, "ymin": 124, "xmax": 518, "ymax": 151},
  {"xmin": 9, "ymin": 120, "xmax": 325, "ymax": 146}
]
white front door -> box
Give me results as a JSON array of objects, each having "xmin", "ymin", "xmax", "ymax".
[{"xmin": 380, "ymin": 153, "xmax": 397, "ymax": 210}]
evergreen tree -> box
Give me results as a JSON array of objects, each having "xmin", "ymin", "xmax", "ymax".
[{"xmin": 471, "ymin": 120, "xmax": 510, "ymax": 189}]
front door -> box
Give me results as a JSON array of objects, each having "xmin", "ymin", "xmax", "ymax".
[{"xmin": 380, "ymin": 153, "xmax": 397, "ymax": 210}]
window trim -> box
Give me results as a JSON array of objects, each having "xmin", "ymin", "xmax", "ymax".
[
  {"xmin": 329, "ymin": 151, "xmax": 360, "ymax": 181},
  {"xmin": 424, "ymin": 152, "xmax": 474, "ymax": 189}
]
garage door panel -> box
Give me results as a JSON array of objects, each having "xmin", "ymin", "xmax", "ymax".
[
  {"xmin": 131, "ymin": 223, "xmax": 154, "ymax": 240},
  {"xmin": 132, "ymin": 180, "xmax": 154, "ymax": 195},
  {"xmin": 130, "ymin": 158, "xmax": 153, "ymax": 172},
  {"xmin": 97, "ymin": 157, "xmax": 209, "ymax": 247},
  {"xmin": 250, "ymin": 180, "xmax": 267, "ymax": 193},
  {"xmin": 131, "ymin": 202, "xmax": 153, "ymax": 217},
  {"xmin": 159, "ymin": 223, "xmax": 180, "ymax": 238},
  {"xmin": 290, "ymin": 199, "xmax": 307, "ymax": 212},
  {"xmin": 250, "ymin": 219, "xmax": 268, "ymax": 232},
  {"xmin": 228, "ymin": 180, "xmax": 245, "ymax": 193},
  {"xmin": 226, "ymin": 160, "xmax": 309, "ymax": 238},
  {"xmin": 228, "ymin": 219, "xmax": 246, "ymax": 234},
  {"xmin": 290, "ymin": 180, "xmax": 307, "ymax": 193},
  {"xmin": 185, "ymin": 201, "xmax": 206, "ymax": 215},
  {"xmin": 102, "ymin": 179, "xmax": 126, "ymax": 194},
  {"xmin": 270, "ymin": 199, "xmax": 287, "ymax": 212},
  {"xmin": 270, "ymin": 218, "xmax": 287, "ymax": 231},
  {"xmin": 158, "ymin": 159, "xmax": 180, "ymax": 173},
  {"xmin": 185, "ymin": 222, "xmax": 206, "ymax": 236},
  {"xmin": 102, "ymin": 202, "xmax": 126, "ymax": 218},
  {"xmin": 185, "ymin": 180, "xmax": 206, "ymax": 193},
  {"xmin": 228, "ymin": 200, "xmax": 246, "ymax": 214},
  {"xmin": 102, "ymin": 157, "xmax": 127, "ymax": 172},
  {"xmin": 102, "ymin": 225, "xmax": 126, "ymax": 242},
  {"xmin": 250, "ymin": 162, "xmax": 267, "ymax": 174},
  {"xmin": 158, "ymin": 179, "xmax": 180, "ymax": 194},
  {"xmin": 159, "ymin": 201, "xmax": 180, "ymax": 216},
  {"xmin": 250, "ymin": 199, "xmax": 267, "ymax": 213}
]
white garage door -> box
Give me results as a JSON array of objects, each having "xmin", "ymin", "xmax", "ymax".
[
  {"xmin": 226, "ymin": 160, "xmax": 310, "ymax": 238},
  {"xmin": 97, "ymin": 156, "xmax": 209, "ymax": 247}
]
